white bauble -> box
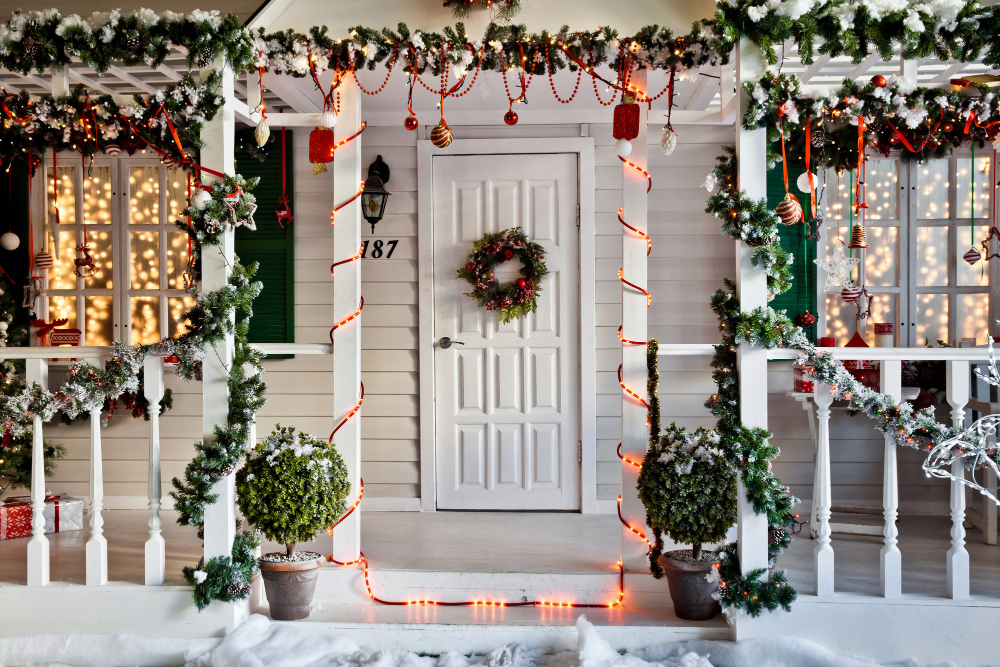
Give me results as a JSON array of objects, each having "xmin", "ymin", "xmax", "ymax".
[
  {"xmin": 320, "ymin": 109, "xmax": 337, "ymax": 128},
  {"xmin": 0, "ymin": 321, "xmax": 8, "ymax": 332},
  {"xmin": 0, "ymin": 232, "xmax": 19, "ymax": 251},
  {"xmin": 796, "ymin": 170, "xmax": 817, "ymax": 193},
  {"xmin": 190, "ymin": 189, "xmax": 212, "ymax": 211},
  {"xmin": 615, "ymin": 138, "xmax": 632, "ymax": 157},
  {"xmin": 660, "ymin": 126, "xmax": 678, "ymax": 155},
  {"xmin": 254, "ymin": 116, "xmax": 270, "ymax": 147}
]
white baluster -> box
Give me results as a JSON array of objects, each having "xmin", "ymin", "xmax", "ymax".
[
  {"xmin": 85, "ymin": 364, "xmax": 107, "ymax": 585},
  {"xmin": 26, "ymin": 358, "xmax": 49, "ymax": 586},
  {"xmin": 813, "ymin": 382, "xmax": 835, "ymax": 596},
  {"xmin": 144, "ymin": 356, "xmax": 165, "ymax": 585},
  {"xmin": 946, "ymin": 360, "xmax": 970, "ymax": 600},
  {"xmin": 880, "ymin": 359, "xmax": 902, "ymax": 597}
]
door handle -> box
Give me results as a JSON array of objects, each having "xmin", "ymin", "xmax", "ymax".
[{"xmin": 439, "ymin": 337, "xmax": 465, "ymax": 349}]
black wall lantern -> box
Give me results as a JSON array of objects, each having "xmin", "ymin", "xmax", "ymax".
[{"xmin": 361, "ymin": 155, "xmax": 391, "ymax": 233}]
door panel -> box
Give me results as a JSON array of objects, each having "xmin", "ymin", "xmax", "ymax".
[{"xmin": 433, "ymin": 153, "xmax": 579, "ymax": 510}]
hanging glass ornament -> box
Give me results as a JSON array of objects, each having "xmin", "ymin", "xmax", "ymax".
[
  {"xmin": 776, "ymin": 193, "xmax": 804, "ymax": 225},
  {"xmin": 660, "ymin": 126, "xmax": 678, "ymax": 156},
  {"xmin": 309, "ymin": 127, "xmax": 335, "ymax": 174},
  {"xmin": 964, "ymin": 246, "xmax": 982, "ymax": 265},
  {"xmin": 841, "ymin": 284, "xmax": 862, "ymax": 303},
  {"xmin": 796, "ymin": 171, "xmax": 816, "ymax": 194},
  {"xmin": 431, "ymin": 119, "xmax": 454, "ymax": 149},
  {"xmin": 254, "ymin": 115, "xmax": 270, "ymax": 147},
  {"xmin": 848, "ymin": 223, "xmax": 868, "ymax": 248},
  {"xmin": 0, "ymin": 232, "xmax": 19, "ymax": 251},
  {"xmin": 404, "ymin": 115, "xmax": 419, "ymax": 131}
]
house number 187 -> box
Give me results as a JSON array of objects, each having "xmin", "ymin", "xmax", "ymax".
[{"xmin": 361, "ymin": 239, "xmax": 397, "ymax": 258}]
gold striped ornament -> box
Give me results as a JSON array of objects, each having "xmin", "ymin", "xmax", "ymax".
[
  {"xmin": 431, "ymin": 119, "xmax": 454, "ymax": 149},
  {"xmin": 775, "ymin": 193, "xmax": 804, "ymax": 225}
]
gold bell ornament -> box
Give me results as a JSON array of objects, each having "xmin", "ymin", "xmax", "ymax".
[{"xmin": 848, "ymin": 223, "xmax": 868, "ymax": 249}]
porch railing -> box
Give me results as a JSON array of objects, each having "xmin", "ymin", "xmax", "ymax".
[
  {"xmin": 658, "ymin": 343, "xmax": 997, "ymax": 601},
  {"xmin": 0, "ymin": 343, "xmax": 331, "ymax": 588}
]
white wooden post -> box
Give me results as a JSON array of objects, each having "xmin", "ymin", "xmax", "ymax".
[
  {"xmin": 144, "ymin": 355, "xmax": 165, "ymax": 585},
  {"xmin": 199, "ymin": 59, "xmax": 236, "ymax": 567},
  {"xmin": 813, "ymin": 382, "xmax": 835, "ymax": 596},
  {"xmin": 879, "ymin": 359, "xmax": 901, "ymax": 597},
  {"xmin": 85, "ymin": 358, "xmax": 107, "ymax": 586},
  {"xmin": 946, "ymin": 360, "xmax": 970, "ymax": 600},
  {"xmin": 26, "ymin": 358, "xmax": 49, "ymax": 586},
  {"xmin": 735, "ymin": 39, "xmax": 770, "ymax": 584},
  {"xmin": 332, "ymin": 77, "xmax": 363, "ymax": 564},
  {"xmin": 620, "ymin": 67, "xmax": 649, "ymax": 573}
]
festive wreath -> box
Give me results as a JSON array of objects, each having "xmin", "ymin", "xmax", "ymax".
[{"xmin": 456, "ymin": 227, "xmax": 548, "ymax": 324}]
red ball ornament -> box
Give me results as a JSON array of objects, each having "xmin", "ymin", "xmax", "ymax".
[
  {"xmin": 798, "ymin": 310, "xmax": 816, "ymax": 326},
  {"xmin": 890, "ymin": 134, "xmax": 901, "ymax": 145},
  {"xmin": 943, "ymin": 123, "xmax": 954, "ymax": 133},
  {"xmin": 504, "ymin": 110, "xmax": 518, "ymax": 126},
  {"xmin": 503, "ymin": 248, "xmax": 515, "ymax": 260},
  {"xmin": 404, "ymin": 115, "xmax": 419, "ymax": 131},
  {"xmin": 516, "ymin": 277, "xmax": 527, "ymax": 289},
  {"xmin": 871, "ymin": 74, "xmax": 887, "ymax": 88}
]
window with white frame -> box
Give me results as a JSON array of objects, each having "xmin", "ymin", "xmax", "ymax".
[
  {"xmin": 42, "ymin": 154, "xmax": 196, "ymax": 346},
  {"xmin": 821, "ymin": 151, "xmax": 994, "ymax": 347}
]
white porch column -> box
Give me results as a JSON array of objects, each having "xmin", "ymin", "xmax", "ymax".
[
  {"xmin": 198, "ymin": 59, "xmax": 239, "ymax": 587},
  {"xmin": 735, "ymin": 38, "xmax": 770, "ymax": 585},
  {"xmin": 331, "ymin": 77, "xmax": 363, "ymax": 564},
  {"xmin": 26, "ymin": 358, "xmax": 49, "ymax": 586},
  {"xmin": 813, "ymin": 382, "xmax": 835, "ymax": 596},
  {"xmin": 946, "ymin": 360, "xmax": 970, "ymax": 600},
  {"xmin": 879, "ymin": 359, "xmax": 901, "ymax": 597},
  {"xmin": 144, "ymin": 355, "xmax": 166, "ymax": 585},
  {"xmin": 86, "ymin": 354, "xmax": 107, "ymax": 586},
  {"xmin": 620, "ymin": 68, "xmax": 649, "ymax": 573}
]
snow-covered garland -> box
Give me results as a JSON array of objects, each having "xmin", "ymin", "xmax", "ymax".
[
  {"xmin": 182, "ymin": 175, "xmax": 259, "ymax": 253},
  {"xmin": 253, "ymin": 21, "xmax": 728, "ymax": 79},
  {"xmin": 713, "ymin": 0, "xmax": 1000, "ymax": 68},
  {"xmin": 0, "ymin": 8, "xmax": 256, "ymax": 75},
  {"xmin": 704, "ymin": 147, "xmax": 793, "ymax": 299},
  {"xmin": 743, "ymin": 73, "xmax": 1000, "ymax": 170},
  {"xmin": 0, "ymin": 71, "xmax": 222, "ymax": 164}
]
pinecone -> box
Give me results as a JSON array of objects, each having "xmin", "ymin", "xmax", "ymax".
[
  {"xmin": 196, "ymin": 45, "xmax": 214, "ymax": 68},
  {"xmin": 768, "ymin": 526, "xmax": 786, "ymax": 545},
  {"xmin": 811, "ymin": 129, "xmax": 825, "ymax": 148},
  {"xmin": 22, "ymin": 36, "xmax": 36, "ymax": 56},
  {"xmin": 197, "ymin": 528, "xmax": 205, "ymax": 540},
  {"xmin": 226, "ymin": 583, "xmax": 250, "ymax": 597},
  {"xmin": 126, "ymin": 34, "xmax": 142, "ymax": 54},
  {"xmin": 901, "ymin": 362, "xmax": 919, "ymax": 387},
  {"xmin": 218, "ymin": 464, "xmax": 234, "ymax": 477}
]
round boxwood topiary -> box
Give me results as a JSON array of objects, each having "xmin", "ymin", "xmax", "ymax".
[
  {"xmin": 236, "ymin": 424, "xmax": 350, "ymax": 557},
  {"xmin": 638, "ymin": 340, "xmax": 737, "ymax": 577}
]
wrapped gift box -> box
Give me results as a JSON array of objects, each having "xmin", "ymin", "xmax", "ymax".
[
  {"xmin": 793, "ymin": 364, "xmax": 815, "ymax": 393},
  {"xmin": 0, "ymin": 495, "xmax": 84, "ymax": 540}
]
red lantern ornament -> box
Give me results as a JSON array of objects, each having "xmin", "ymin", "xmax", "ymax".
[
  {"xmin": 503, "ymin": 248, "xmax": 515, "ymax": 261},
  {"xmin": 871, "ymin": 74, "xmax": 887, "ymax": 88},
  {"xmin": 612, "ymin": 96, "xmax": 640, "ymax": 141},
  {"xmin": 504, "ymin": 109, "xmax": 518, "ymax": 126},
  {"xmin": 431, "ymin": 119, "xmax": 454, "ymax": 149},
  {"xmin": 516, "ymin": 277, "xmax": 527, "ymax": 289},
  {"xmin": 404, "ymin": 115, "xmax": 419, "ymax": 131},
  {"xmin": 308, "ymin": 126, "xmax": 335, "ymax": 174}
]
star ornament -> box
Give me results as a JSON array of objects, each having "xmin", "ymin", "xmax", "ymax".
[{"xmin": 813, "ymin": 244, "xmax": 859, "ymax": 290}]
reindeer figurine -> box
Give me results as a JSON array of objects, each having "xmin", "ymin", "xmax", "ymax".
[
  {"xmin": 74, "ymin": 244, "xmax": 98, "ymax": 278},
  {"xmin": 276, "ymin": 195, "xmax": 294, "ymax": 229}
]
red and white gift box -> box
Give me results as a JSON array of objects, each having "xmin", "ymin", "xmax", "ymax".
[
  {"xmin": 0, "ymin": 495, "xmax": 84, "ymax": 540},
  {"xmin": 793, "ymin": 365, "xmax": 815, "ymax": 394}
]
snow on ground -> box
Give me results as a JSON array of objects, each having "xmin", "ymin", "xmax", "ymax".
[{"xmin": 0, "ymin": 615, "xmax": 975, "ymax": 667}]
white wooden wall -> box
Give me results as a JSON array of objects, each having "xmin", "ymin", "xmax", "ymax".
[{"xmin": 24, "ymin": 123, "xmax": 951, "ymax": 515}]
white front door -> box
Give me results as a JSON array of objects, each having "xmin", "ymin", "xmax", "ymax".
[{"xmin": 433, "ymin": 153, "xmax": 579, "ymax": 510}]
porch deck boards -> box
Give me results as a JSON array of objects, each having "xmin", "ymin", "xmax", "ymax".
[{"xmin": 1, "ymin": 509, "xmax": 999, "ymax": 600}]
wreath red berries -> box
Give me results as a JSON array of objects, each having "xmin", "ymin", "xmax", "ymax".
[{"xmin": 456, "ymin": 227, "xmax": 548, "ymax": 324}]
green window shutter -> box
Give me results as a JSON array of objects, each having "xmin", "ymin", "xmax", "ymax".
[
  {"xmin": 234, "ymin": 136, "xmax": 295, "ymax": 346},
  {"xmin": 767, "ymin": 162, "xmax": 817, "ymax": 342}
]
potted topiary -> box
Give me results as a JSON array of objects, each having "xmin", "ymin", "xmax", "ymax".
[
  {"xmin": 637, "ymin": 340, "xmax": 737, "ymax": 620},
  {"xmin": 236, "ymin": 424, "xmax": 350, "ymax": 620}
]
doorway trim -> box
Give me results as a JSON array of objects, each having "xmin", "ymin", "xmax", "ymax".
[{"xmin": 416, "ymin": 137, "xmax": 597, "ymax": 513}]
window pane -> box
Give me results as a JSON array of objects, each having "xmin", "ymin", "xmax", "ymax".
[
  {"xmin": 83, "ymin": 228, "xmax": 113, "ymax": 290},
  {"xmin": 48, "ymin": 295, "xmax": 77, "ymax": 330},
  {"xmin": 916, "ymin": 293, "xmax": 949, "ymax": 347},
  {"xmin": 957, "ymin": 155, "xmax": 992, "ymax": 219},
  {"xmin": 957, "ymin": 224, "xmax": 991, "ymax": 287},
  {"xmin": 957, "ymin": 294, "xmax": 989, "ymax": 346},
  {"xmin": 823, "ymin": 169, "xmax": 853, "ymax": 233},
  {"xmin": 84, "ymin": 295, "xmax": 113, "ymax": 346},
  {"xmin": 168, "ymin": 296, "xmax": 197, "ymax": 338},
  {"xmin": 131, "ymin": 230, "xmax": 160, "ymax": 289},
  {"xmin": 917, "ymin": 160, "xmax": 950, "ymax": 219},
  {"xmin": 130, "ymin": 297, "xmax": 160, "ymax": 345},
  {"xmin": 869, "ymin": 294, "xmax": 897, "ymax": 340},
  {"xmin": 916, "ymin": 226, "xmax": 949, "ymax": 286},
  {"xmin": 47, "ymin": 165, "xmax": 76, "ymax": 226},
  {"xmin": 865, "ymin": 160, "xmax": 898, "ymax": 220},
  {"xmin": 129, "ymin": 166, "xmax": 160, "ymax": 225},
  {"xmin": 167, "ymin": 170, "xmax": 188, "ymax": 225},
  {"xmin": 83, "ymin": 166, "xmax": 111, "ymax": 225},
  {"xmin": 825, "ymin": 293, "xmax": 896, "ymax": 346},
  {"xmin": 864, "ymin": 226, "xmax": 897, "ymax": 287},
  {"xmin": 49, "ymin": 230, "xmax": 78, "ymax": 290},
  {"xmin": 166, "ymin": 232, "xmax": 192, "ymax": 289}
]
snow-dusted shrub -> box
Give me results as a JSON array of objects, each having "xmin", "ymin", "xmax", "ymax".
[{"xmin": 236, "ymin": 424, "xmax": 350, "ymax": 556}]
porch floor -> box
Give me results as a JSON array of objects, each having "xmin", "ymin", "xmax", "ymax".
[{"xmin": 1, "ymin": 509, "xmax": 998, "ymax": 599}]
